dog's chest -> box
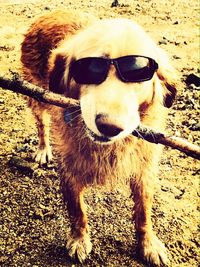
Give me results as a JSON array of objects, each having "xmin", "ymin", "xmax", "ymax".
[{"xmin": 64, "ymin": 137, "xmax": 153, "ymax": 185}]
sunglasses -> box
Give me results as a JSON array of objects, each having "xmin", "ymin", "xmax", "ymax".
[{"xmin": 69, "ymin": 55, "xmax": 158, "ymax": 84}]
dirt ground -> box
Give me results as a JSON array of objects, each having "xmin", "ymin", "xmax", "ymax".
[{"xmin": 0, "ymin": 0, "xmax": 199, "ymax": 266}]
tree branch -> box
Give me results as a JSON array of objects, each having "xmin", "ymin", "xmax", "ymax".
[
  {"xmin": 0, "ymin": 72, "xmax": 79, "ymax": 108},
  {"xmin": 132, "ymin": 126, "xmax": 200, "ymax": 160},
  {"xmin": 0, "ymin": 72, "xmax": 199, "ymax": 160}
]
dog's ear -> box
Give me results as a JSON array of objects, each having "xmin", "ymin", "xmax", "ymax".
[
  {"xmin": 156, "ymin": 49, "xmax": 178, "ymax": 108},
  {"xmin": 49, "ymin": 53, "xmax": 68, "ymax": 94},
  {"xmin": 157, "ymin": 67, "xmax": 177, "ymax": 108}
]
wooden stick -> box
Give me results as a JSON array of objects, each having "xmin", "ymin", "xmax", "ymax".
[
  {"xmin": 0, "ymin": 72, "xmax": 199, "ymax": 160},
  {"xmin": 0, "ymin": 72, "xmax": 79, "ymax": 108},
  {"xmin": 132, "ymin": 126, "xmax": 200, "ymax": 160}
]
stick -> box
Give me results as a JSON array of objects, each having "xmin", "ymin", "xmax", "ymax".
[
  {"xmin": 0, "ymin": 72, "xmax": 79, "ymax": 108},
  {"xmin": 132, "ymin": 126, "xmax": 200, "ymax": 160},
  {"xmin": 0, "ymin": 72, "xmax": 199, "ymax": 160}
]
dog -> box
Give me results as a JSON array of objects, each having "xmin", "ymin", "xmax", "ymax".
[{"xmin": 21, "ymin": 9, "xmax": 177, "ymax": 266}]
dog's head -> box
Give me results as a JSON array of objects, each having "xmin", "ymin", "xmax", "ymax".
[{"xmin": 49, "ymin": 18, "xmax": 178, "ymax": 144}]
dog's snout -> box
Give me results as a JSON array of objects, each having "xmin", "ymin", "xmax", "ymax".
[{"xmin": 95, "ymin": 114, "xmax": 123, "ymax": 137}]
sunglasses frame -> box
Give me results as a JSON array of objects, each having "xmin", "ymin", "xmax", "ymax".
[{"xmin": 70, "ymin": 55, "xmax": 158, "ymax": 84}]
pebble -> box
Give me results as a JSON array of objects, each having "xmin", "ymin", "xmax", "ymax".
[
  {"xmin": 32, "ymin": 169, "xmax": 46, "ymax": 178},
  {"xmin": 161, "ymin": 185, "xmax": 171, "ymax": 192},
  {"xmin": 189, "ymin": 122, "xmax": 200, "ymax": 131},
  {"xmin": 111, "ymin": 0, "xmax": 119, "ymax": 7},
  {"xmin": 186, "ymin": 73, "xmax": 200, "ymax": 87},
  {"xmin": 9, "ymin": 156, "xmax": 38, "ymax": 174},
  {"xmin": 0, "ymin": 44, "xmax": 15, "ymax": 51},
  {"xmin": 44, "ymin": 6, "xmax": 51, "ymax": 10},
  {"xmin": 175, "ymin": 189, "xmax": 185, "ymax": 200},
  {"xmin": 0, "ymin": 98, "xmax": 5, "ymax": 104},
  {"xmin": 173, "ymin": 55, "xmax": 181, "ymax": 59},
  {"xmin": 33, "ymin": 209, "xmax": 44, "ymax": 220},
  {"xmin": 16, "ymin": 144, "xmax": 30, "ymax": 152},
  {"xmin": 158, "ymin": 39, "xmax": 168, "ymax": 45},
  {"xmin": 177, "ymin": 103, "xmax": 186, "ymax": 110}
]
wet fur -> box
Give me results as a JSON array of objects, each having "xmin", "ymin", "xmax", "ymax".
[{"xmin": 21, "ymin": 9, "xmax": 177, "ymax": 266}]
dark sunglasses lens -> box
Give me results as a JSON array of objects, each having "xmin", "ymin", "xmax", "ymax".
[
  {"xmin": 70, "ymin": 58, "xmax": 108, "ymax": 84},
  {"xmin": 117, "ymin": 56, "xmax": 157, "ymax": 82}
]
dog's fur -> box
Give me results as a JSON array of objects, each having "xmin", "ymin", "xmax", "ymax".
[{"xmin": 21, "ymin": 9, "xmax": 177, "ymax": 266}]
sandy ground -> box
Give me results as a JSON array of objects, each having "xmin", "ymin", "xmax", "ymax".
[{"xmin": 0, "ymin": 0, "xmax": 199, "ymax": 266}]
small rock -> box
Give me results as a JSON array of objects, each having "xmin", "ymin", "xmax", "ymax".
[
  {"xmin": 161, "ymin": 186, "xmax": 171, "ymax": 192},
  {"xmin": 33, "ymin": 209, "xmax": 44, "ymax": 220},
  {"xmin": 23, "ymin": 137, "xmax": 38, "ymax": 146},
  {"xmin": 0, "ymin": 98, "xmax": 5, "ymax": 104},
  {"xmin": 175, "ymin": 189, "xmax": 185, "ymax": 199},
  {"xmin": 16, "ymin": 144, "xmax": 30, "ymax": 152},
  {"xmin": 189, "ymin": 122, "xmax": 200, "ymax": 131},
  {"xmin": 33, "ymin": 169, "xmax": 46, "ymax": 178},
  {"xmin": 158, "ymin": 39, "xmax": 168, "ymax": 45},
  {"xmin": 111, "ymin": 0, "xmax": 119, "ymax": 7},
  {"xmin": 177, "ymin": 103, "xmax": 186, "ymax": 110},
  {"xmin": 9, "ymin": 156, "xmax": 38, "ymax": 174},
  {"xmin": 185, "ymin": 73, "xmax": 200, "ymax": 87},
  {"xmin": 182, "ymin": 120, "xmax": 189, "ymax": 126},
  {"xmin": 0, "ymin": 45, "xmax": 15, "ymax": 51},
  {"xmin": 173, "ymin": 55, "xmax": 181, "ymax": 59}
]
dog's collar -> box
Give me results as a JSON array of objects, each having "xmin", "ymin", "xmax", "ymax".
[
  {"xmin": 64, "ymin": 109, "xmax": 73, "ymax": 126},
  {"xmin": 64, "ymin": 107, "xmax": 80, "ymax": 127}
]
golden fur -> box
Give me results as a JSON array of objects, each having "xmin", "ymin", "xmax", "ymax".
[{"xmin": 21, "ymin": 9, "xmax": 178, "ymax": 266}]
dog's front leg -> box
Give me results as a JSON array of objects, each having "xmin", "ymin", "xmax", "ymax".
[
  {"xmin": 61, "ymin": 178, "xmax": 92, "ymax": 263},
  {"xmin": 130, "ymin": 175, "xmax": 168, "ymax": 266},
  {"xmin": 30, "ymin": 100, "xmax": 53, "ymax": 165}
]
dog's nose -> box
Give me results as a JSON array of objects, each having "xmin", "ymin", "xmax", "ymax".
[{"xmin": 95, "ymin": 114, "xmax": 123, "ymax": 137}]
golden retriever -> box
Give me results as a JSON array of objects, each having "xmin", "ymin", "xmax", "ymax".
[{"xmin": 21, "ymin": 9, "xmax": 177, "ymax": 266}]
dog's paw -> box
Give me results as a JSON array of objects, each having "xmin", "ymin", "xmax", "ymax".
[
  {"xmin": 34, "ymin": 146, "xmax": 53, "ymax": 165},
  {"xmin": 138, "ymin": 233, "xmax": 169, "ymax": 266},
  {"xmin": 66, "ymin": 234, "xmax": 92, "ymax": 263}
]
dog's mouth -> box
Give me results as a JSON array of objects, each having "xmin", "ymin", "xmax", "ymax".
[
  {"xmin": 64, "ymin": 109, "xmax": 112, "ymax": 143},
  {"xmin": 86, "ymin": 128, "xmax": 112, "ymax": 143}
]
